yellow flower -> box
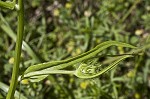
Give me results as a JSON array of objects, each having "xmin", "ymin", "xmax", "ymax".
[
  {"xmin": 66, "ymin": 41, "xmax": 75, "ymax": 53},
  {"xmin": 134, "ymin": 93, "xmax": 140, "ymax": 99},
  {"xmin": 146, "ymin": 6, "xmax": 150, "ymax": 11},
  {"xmin": 9, "ymin": 57, "xmax": 14, "ymax": 64},
  {"xmin": 72, "ymin": 48, "xmax": 82, "ymax": 56},
  {"xmin": 127, "ymin": 70, "xmax": 134, "ymax": 78},
  {"xmin": 45, "ymin": 80, "xmax": 51, "ymax": 85},
  {"xmin": 21, "ymin": 79, "xmax": 29, "ymax": 84},
  {"xmin": 65, "ymin": 3, "xmax": 72, "ymax": 9},
  {"xmin": 84, "ymin": 10, "xmax": 91, "ymax": 17},
  {"xmin": 53, "ymin": 9, "xmax": 60, "ymax": 16},
  {"xmin": 80, "ymin": 81, "xmax": 89, "ymax": 89},
  {"xmin": 135, "ymin": 29, "xmax": 144, "ymax": 36},
  {"xmin": 76, "ymin": 48, "xmax": 82, "ymax": 54}
]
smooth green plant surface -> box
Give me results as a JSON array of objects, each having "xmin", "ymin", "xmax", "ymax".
[
  {"xmin": 0, "ymin": 0, "xmax": 24, "ymax": 99},
  {"xmin": 22, "ymin": 41, "xmax": 136, "ymax": 82},
  {"xmin": 22, "ymin": 41, "xmax": 150, "ymax": 82},
  {"xmin": 0, "ymin": 0, "xmax": 150, "ymax": 99},
  {"xmin": 6, "ymin": 0, "xmax": 24, "ymax": 98},
  {"xmin": 24, "ymin": 41, "xmax": 136, "ymax": 74},
  {"xmin": 24, "ymin": 55, "xmax": 132, "ymax": 79}
]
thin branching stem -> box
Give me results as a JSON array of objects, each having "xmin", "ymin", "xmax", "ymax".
[{"xmin": 6, "ymin": 0, "xmax": 24, "ymax": 98}]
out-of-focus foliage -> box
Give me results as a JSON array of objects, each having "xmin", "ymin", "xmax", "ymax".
[{"xmin": 0, "ymin": 0, "xmax": 150, "ymax": 99}]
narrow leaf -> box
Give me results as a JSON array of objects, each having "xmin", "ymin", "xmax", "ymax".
[{"xmin": 24, "ymin": 41, "xmax": 136, "ymax": 74}]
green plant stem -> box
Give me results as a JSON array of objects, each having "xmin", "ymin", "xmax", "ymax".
[{"xmin": 6, "ymin": 0, "xmax": 24, "ymax": 99}]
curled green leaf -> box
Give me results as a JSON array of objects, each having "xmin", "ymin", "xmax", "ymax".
[
  {"xmin": 74, "ymin": 55, "xmax": 132, "ymax": 78},
  {"xmin": 23, "ymin": 55, "xmax": 132, "ymax": 82},
  {"xmin": 24, "ymin": 41, "xmax": 136, "ymax": 74}
]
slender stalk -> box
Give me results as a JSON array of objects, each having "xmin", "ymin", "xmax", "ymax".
[{"xmin": 6, "ymin": 0, "xmax": 24, "ymax": 98}]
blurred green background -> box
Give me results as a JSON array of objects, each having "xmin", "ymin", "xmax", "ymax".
[{"xmin": 0, "ymin": 0, "xmax": 150, "ymax": 99}]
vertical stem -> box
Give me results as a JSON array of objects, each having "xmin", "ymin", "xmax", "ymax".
[{"xmin": 6, "ymin": 0, "xmax": 24, "ymax": 99}]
